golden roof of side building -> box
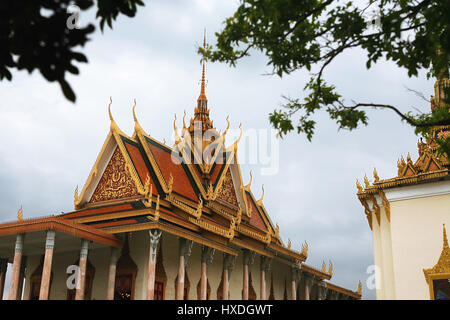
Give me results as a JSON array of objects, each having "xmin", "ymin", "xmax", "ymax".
[{"xmin": 356, "ymin": 76, "xmax": 449, "ymax": 230}]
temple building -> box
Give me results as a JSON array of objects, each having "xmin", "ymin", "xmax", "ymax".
[
  {"xmin": 0, "ymin": 39, "xmax": 361, "ymax": 301},
  {"xmin": 357, "ymin": 73, "xmax": 450, "ymax": 300}
]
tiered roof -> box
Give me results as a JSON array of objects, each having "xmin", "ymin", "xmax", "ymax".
[{"xmin": 357, "ymin": 75, "xmax": 450, "ymax": 229}]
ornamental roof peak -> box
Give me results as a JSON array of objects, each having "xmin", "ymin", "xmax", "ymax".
[{"xmin": 188, "ymin": 30, "xmax": 215, "ymax": 135}]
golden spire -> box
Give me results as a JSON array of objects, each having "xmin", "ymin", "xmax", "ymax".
[
  {"xmin": 188, "ymin": 30, "xmax": 214, "ymax": 135},
  {"xmin": 199, "ymin": 30, "xmax": 207, "ymax": 101},
  {"xmin": 357, "ymin": 281, "xmax": 362, "ymax": 295},
  {"xmin": 444, "ymin": 224, "xmax": 448, "ymax": 249}
]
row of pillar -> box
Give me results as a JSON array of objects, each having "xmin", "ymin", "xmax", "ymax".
[
  {"xmin": 0, "ymin": 230, "xmax": 345, "ymax": 300},
  {"xmin": 5, "ymin": 231, "xmax": 92, "ymax": 300}
]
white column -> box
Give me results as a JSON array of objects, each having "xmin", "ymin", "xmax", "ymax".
[
  {"xmin": 39, "ymin": 230, "xmax": 55, "ymax": 300},
  {"xmin": 75, "ymin": 239, "xmax": 89, "ymax": 300},
  {"xmin": 9, "ymin": 234, "xmax": 25, "ymax": 300}
]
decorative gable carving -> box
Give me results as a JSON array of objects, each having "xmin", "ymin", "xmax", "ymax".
[
  {"xmin": 216, "ymin": 169, "xmax": 239, "ymax": 207},
  {"xmin": 90, "ymin": 148, "xmax": 139, "ymax": 203}
]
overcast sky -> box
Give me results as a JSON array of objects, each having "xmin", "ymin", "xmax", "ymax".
[{"xmin": 0, "ymin": 0, "xmax": 437, "ymax": 300}]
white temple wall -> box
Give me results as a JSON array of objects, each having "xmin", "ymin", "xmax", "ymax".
[{"xmin": 389, "ymin": 192, "xmax": 450, "ymax": 299}]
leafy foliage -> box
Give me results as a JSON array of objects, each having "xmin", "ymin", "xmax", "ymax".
[
  {"xmin": 0, "ymin": 0, "xmax": 144, "ymax": 102},
  {"xmin": 202, "ymin": 0, "xmax": 450, "ymax": 150}
]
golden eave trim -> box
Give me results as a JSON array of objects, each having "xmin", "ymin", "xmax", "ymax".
[
  {"xmin": 268, "ymin": 243, "xmax": 306, "ymax": 262},
  {"xmin": 301, "ymin": 264, "xmax": 331, "ymax": 280},
  {"xmin": 358, "ymin": 169, "xmax": 449, "ymax": 195},
  {"xmin": 325, "ymin": 282, "xmax": 361, "ymax": 299}
]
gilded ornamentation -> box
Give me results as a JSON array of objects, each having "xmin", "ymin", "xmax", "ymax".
[
  {"xmin": 357, "ymin": 281, "xmax": 362, "ymax": 295},
  {"xmin": 301, "ymin": 241, "xmax": 309, "ymax": 258},
  {"xmin": 328, "ymin": 260, "xmax": 333, "ymax": 277},
  {"xmin": 173, "ymin": 113, "xmax": 182, "ymax": 146},
  {"xmin": 397, "ymin": 156, "xmax": 406, "ymax": 177},
  {"xmin": 74, "ymin": 185, "xmax": 79, "ymax": 207},
  {"xmin": 194, "ymin": 196, "xmax": 203, "ymax": 219},
  {"xmin": 167, "ymin": 173, "xmax": 174, "ymax": 195},
  {"xmin": 321, "ymin": 261, "xmax": 326, "ymax": 273},
  {"xmin": 378, "ymin": 189, "xmax": 390, "ymax": 222},
  {"xmin": 356, "ymin": 179, "xmax": 363, "ymax": 193},
  {"xmin": 368, "ymin": 194, "xmax": 380, "ymax": 225},
  {"xmin": 287, "ymin": 239, "xmax": 291, "ymax": 249},
  {"xmin": 373, "ymin": 168, "xmax": 380, "ymax": 183},
  {"xmin": 206, "ymin": 182, "xmax": 216, "ymax": 201},
  {"xmin": 423, "ymin": 224, "xmax": 450, "ymax": 283},
  {"xmin": 154, "ymin": 195, "xmax": 160, "ymax": 221},
  {"xmin": 256, "ymin": 184, "xmax": 264, "ymax": 207},
  {"xmin": 216, "ymin": 169, "xmax": 239, "ymax": 207},
  {"xmin": 143, "ymin": 175, "xmax": 153, "ymax": 208},
  {"xmin": 89, "ymin": 148, "xmax": 139, "ymax": 203},
  {"xmin": 363, "ymin": 175, "xmax": 370, "ymax": 188},
  {"xmin": 17, "ymin": 206, "xmax": 23, "ymax": 221},
  {"xmin": 236, "ymin": 205, "xmax": 242, "ymax": 224}
]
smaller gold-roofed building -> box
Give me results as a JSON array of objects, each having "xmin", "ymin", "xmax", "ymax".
[{"xmin": 357, "ymin": 73, "xmax": 450, "ymax": 300}]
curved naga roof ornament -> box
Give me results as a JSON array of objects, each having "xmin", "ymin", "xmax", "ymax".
[
  {"xmin": 301, "ymin": 241, "xmax": 309, "ymax": 258},
  {"xmin": 328, "ymin": 260, "xmax": 333, "ymax": 277},
  {"xmin": 373, "ymin": 168, "xmax": 380, "ymax": 183},
  {"xmin": 356, "ymin": 179, "xmax": 363, "ymax": 194},
  {"xmin": 173, "ymin": 113, "xmax": 182, "ymax": 145},
  {"xmin": 256, "ymin": 184, "xmax": 265, "ymax": 206},
  {"xmin": 232, "ymin": 123, "xmax": 243, "ymax": 152},
  {"xmin": 74, "ymin": 185, "xmax": 79, "ymax": 207},
  {"xmin": 244, "ymin": 170, "xmax": 252, "ymax": 192},
  {"xmin": 17, "ymin": 206, "xmax": 23, "ymax": 221},
  {"xmin": 132, "ymin": 99, "xmax": 146, "ymax": 136}
]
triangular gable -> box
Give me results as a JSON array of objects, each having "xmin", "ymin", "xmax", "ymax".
[
  {"xmin": 215, "ymin": 168, "xmax": 239, "ymax": 208},
  {"xmin": 245, "ymin": 191, "xmax": 268, "ymax": 232},
  {"xmin": 75, "ymin": 130, "xmax": 145, "ymax": 209},
  {"xmin": 402, "ymin": 163, "xmax": 417, "ymax": 177},
  {"xmin": 425, "ymin": 156, "xmax": 442, "ymax": 172},
  {"xmin": 122, "ymin": 137, "xmax": 158, "ymax": 197},
  {"xmin": 89, "ymin": 147, "xmax": 140, "ymax": 203}
]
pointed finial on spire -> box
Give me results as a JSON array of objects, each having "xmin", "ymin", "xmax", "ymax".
[
  {"xmin": 199, "ymin": 28, "xmax": 207, "ymax": 101},
  {"xmin": 444, "ymin": 224, "xmax": 448, "ymax": 249},
  {"xmin": 108, "ymin": 96, "xmax": 113, "ymax": 121}
]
